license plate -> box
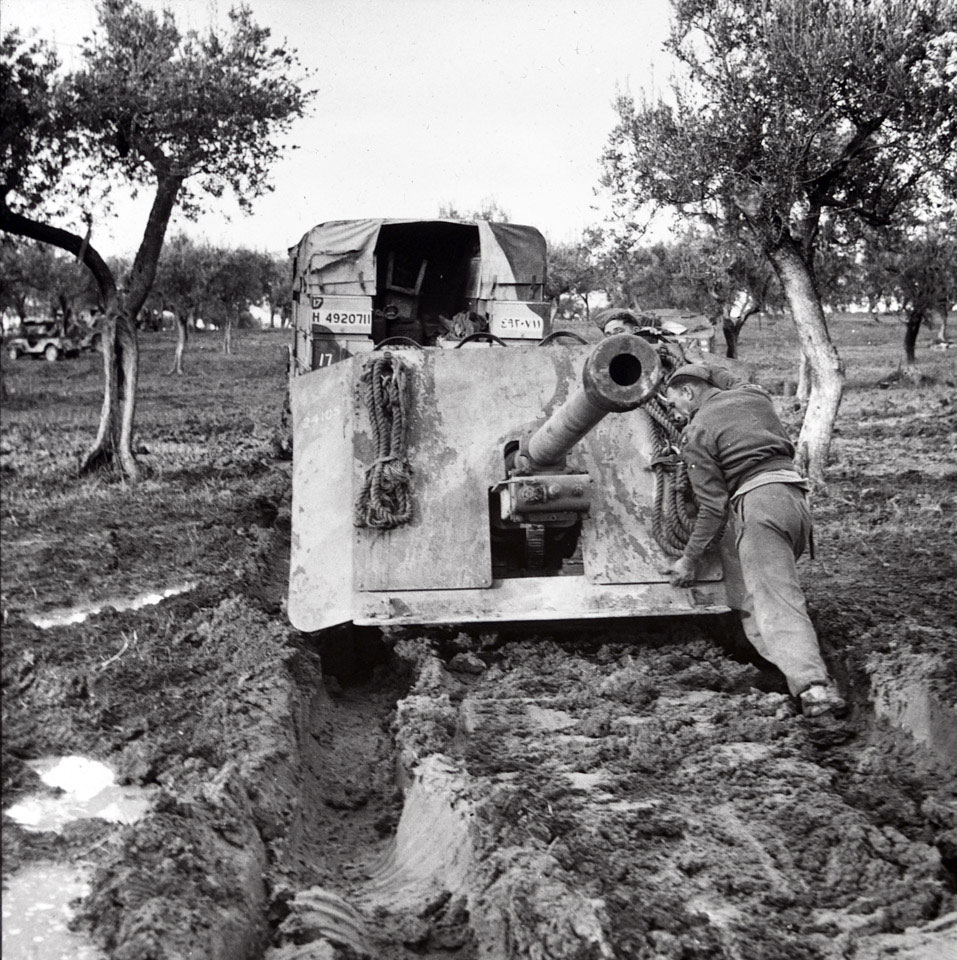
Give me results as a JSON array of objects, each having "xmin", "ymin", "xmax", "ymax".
[{"xmin": 489, "ymin": 314, "xmax": 544, "ymax": 337}]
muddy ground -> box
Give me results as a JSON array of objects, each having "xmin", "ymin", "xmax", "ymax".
[{"xmin": 1, "ymin": 321, "xmax": 955, "ymax": 959}]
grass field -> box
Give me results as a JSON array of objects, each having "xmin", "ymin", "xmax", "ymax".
[{"xmin": 1, "ymin": 327, "xmax": 290, "ymax": 614}]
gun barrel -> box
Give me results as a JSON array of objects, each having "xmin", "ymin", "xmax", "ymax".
[{"xmin": 526, "ymin": 334, "xmax": 662, "ymax": 468}]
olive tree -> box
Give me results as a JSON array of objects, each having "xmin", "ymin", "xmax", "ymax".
[
  {"xmin": 1, "ymin": 31, "xmax": 118, "ymax": 317},
  {"xmin": 872, "ymin": 225, "xmax": 957, "ymax": 364},
  {"xmin": 1, "ymin": 1, "xmax": 310, "ymax": 480},
  {"xmin": 151, "ymin": 234, "xmax": 216, "ymax": 374},
  {"xmin": 693, "ymin": 239, "xmax": 778, "ymax": 359},
  {"xmin": 546, "ymin": 237, "xmax": 608, "ymax": 322},
  {"xmin": 641, "ymin": 230, "xmax": 778, "ymax": 358},
  {"xmin": 262, "ymin": 254, "xmax": 293, "ymax": 328},
  {"xmin": 588, "ymin": 225, "xmax": 779, "ymax": 355},
  {"xmin": 602, "ymin": 0, "xmax": 957, "ymax": 484},
  {"xmin": 0, "ymin": 239, "xmax": 95, "ymax": 325},
  {"xmin": 207, "ymin": 247, "xmax": 272, "ymax": 355}
]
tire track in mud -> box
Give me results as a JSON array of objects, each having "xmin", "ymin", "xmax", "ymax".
[
  {"xmin": 276, "ymin": 623, "xmax": 957, "ymax": 959},
  {"xmin": 268, "ymin": 641, "xmax": 475, "ymax": 959}
]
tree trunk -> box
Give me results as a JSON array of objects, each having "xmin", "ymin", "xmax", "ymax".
[
  {"xmin": 0, "ymin": 204, "xmax": 146, "ymax": 480},
  {"xmin": 903, "ymin": 310, "xmax": 923, "ymax": 365},
  {"xmin": 80, "ymin": 307, "xmax": 140, "ymax": 479},
  {"xmin": 168, "ymin": 314, "xmax": 188, "ymax": 375},
  {"xmin": 722, "ymin": 317, "xmax": 739, "ymax": 358},
  {"xmin": 932, "ymin": 306, "xmax": 949, "ymax": 343},
  {"xmin": 796, "ymin": 351, "xmax": 811, "ymax": 400},
  {"xmin": 223, "ymin": 317, "xmax": 233, "ymax": 355},
  {"xmin": 767, "ymin": 239, "xmax": 844, "ymax": 488},
  {"xmin": 728, "ymin": 302, "xmax": 760, "ymax": 358},
  {"xmin": 80, "ymin": 174, "xmax": 183, "ymax": 480}
]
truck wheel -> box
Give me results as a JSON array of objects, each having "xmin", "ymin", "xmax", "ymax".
[
  {"xmin": 7, "ymin": 346, "xmax": 20, "ymax": 360},
  {"xmin": 44, "ymin": 344, "xmax": 59, "ymax": 362}
]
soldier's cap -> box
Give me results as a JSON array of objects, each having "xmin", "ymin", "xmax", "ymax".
[
  {"xmin": 666, "ymin": 364, "xmax": 716, "ymax": 388},
  {"xmin": 594, "ymin": 307, "xmax": 642, "ymax": 333}
]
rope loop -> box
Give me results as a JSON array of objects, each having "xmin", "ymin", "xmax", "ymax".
[
  {"xmin": 354, "ymin": 353, "xmax": 415, "ymax": 529},
  {"xmin": 644, "ymin": 346, "xmax": 701, "ymax": 557}
]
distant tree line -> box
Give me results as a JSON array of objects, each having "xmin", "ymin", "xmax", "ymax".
[
  {"xmin": 146, "ymin": 236, "xmax": 291, "ymax": 373},
  {"xmin": 0, "ymin": 236, "xmax": 293, "ymax": 364},
  {"xmin": 1, "ymin": 238, "xmax": 102, "ymax": 330},
  {"xmin": 546, "ymin": 223, "xmax": 955, "ymax": 361}
]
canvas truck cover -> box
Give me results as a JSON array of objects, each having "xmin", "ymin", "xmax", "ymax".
[{"xmin": 289, "ymin": 219, "xmax": 547, "ymax": 300}]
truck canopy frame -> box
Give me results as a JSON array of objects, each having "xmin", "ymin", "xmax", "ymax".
[{"xmin": 289, "ymin": 218, "xmax": 547, "ymax": 302}]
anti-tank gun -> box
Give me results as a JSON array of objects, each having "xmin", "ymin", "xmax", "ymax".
[
  {"xmin": 490, "ymin": 335, "xmax": 662, "ymax": 575},
  {"xmin": 286, "ymin": 218, "xmax": 729, "ymax": 633}
]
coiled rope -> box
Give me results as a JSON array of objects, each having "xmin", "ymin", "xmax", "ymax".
[
  {"xmin": 354, "ymin": 352, "xmax": 414, "ymax": 529},
  {"xmin": 645, "ymin": 340, "xmax": 700, "ymax": 558}
]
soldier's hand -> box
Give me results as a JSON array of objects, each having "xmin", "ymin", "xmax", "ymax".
[{"xmin": 666, "ymin": 556, "xmax": 697, "ymax": 587}]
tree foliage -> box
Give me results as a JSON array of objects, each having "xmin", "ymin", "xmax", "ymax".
[
  {"xmin": 546, "ymin": 235, "xmax": 608, "ymax": 320},
  {"xmin": 0, "ymin": 31, "xmax": 115, "ymax": 300},
  {"xmin": 149, "ymin": 237, "xmax": 290, "ymax": 370},
  {"xmin": 0, "ymin": 31, "xmax": 77, "ymax": 217},
  {"xmin": 71, "ymin": 1, "xmax": 307, "ymax": 218},
  {"xmin": 261, "ymin": 254, "xmax": 292, "ymax": 326},
  {"xmin": 152, "ymin": 239, "xmax": 288, "ymax": 322},
  {"xmin": 0, "ymin": 240, "xmax": 100, "ymax": 325},
  {"xmin": 605, "ymin": 0, "xmax": 956, "ymax": 243},
  {"xmin": 586, "ymin": 225, "xmax": 780, "ymax": 355},
  {"xmin": 602, "ymin": 0, "xmax": 957, "ymax": 483},
  {"xmin": 869, "ymin": 223, "xmax": 957, "ymax": 360},
  {"xmin": 151, "ymin": 234, "xmax": 213, "ymax": 322},
  {"xmin": 437, "ymin": 198, "xmax": 511, "ymax": 221},
  {"xmin": 1, "ymin": 0, "xmax": 311, "ymax": 480}
]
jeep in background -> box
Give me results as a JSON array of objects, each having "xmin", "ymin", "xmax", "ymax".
[
  {"xmin": 77, "ymin": 325, "xmax": 102, "ymax": 353},
  {"xmin": 6, "ymin": 321, "xmax": 81, "ymax": 362}
]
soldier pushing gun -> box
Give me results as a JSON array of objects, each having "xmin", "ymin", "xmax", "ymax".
[{"xmin": 661, "ymin": 364, "xmax": 846, "ymax": 720}]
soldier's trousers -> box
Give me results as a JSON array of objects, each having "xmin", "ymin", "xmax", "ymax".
[{"xmin": 719, "ymin": 483, "xmax": 830, "ymax": 696}]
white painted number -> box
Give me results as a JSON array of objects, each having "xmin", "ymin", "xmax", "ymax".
[
  {"xmin": 317, "ymin": 311, "xmax": 371, "ymax": 325},
  {"xmin": 497, "ymin": 317, "xmax": 543, "ymax": 330}
]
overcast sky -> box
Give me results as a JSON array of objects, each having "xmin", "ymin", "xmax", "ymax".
[{"xmin": 3, "ymin": 0, "xmax": 675, "ymax": 257}]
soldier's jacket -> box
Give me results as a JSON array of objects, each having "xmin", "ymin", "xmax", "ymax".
[{"xmin": 679, "ymin": 386, "xmax": 797, "ymax": 561}]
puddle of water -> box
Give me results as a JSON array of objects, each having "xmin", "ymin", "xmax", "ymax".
[
  {"xmin": 28, "ymin": 581, "xmax": 196, "ymax": 629},
  {"xmin": 1, "ymin": 862, "xmax": 104, "ymax": 960},
  {"xmin": 5, "ymin": 756, "xmax": 156, "ymax": 834}
]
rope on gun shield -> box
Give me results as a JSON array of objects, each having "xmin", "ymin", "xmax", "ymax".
[
  {"xmin": 354, "ymin": 352, "xmax": 414, "ymax": 529},
  {"xmin": 645, "ymin": 396, "xmax": 697, "ymax": 558},
  {"xmin": 640, "ymin": 338, "xmax": 705, "ymax": 557}
]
